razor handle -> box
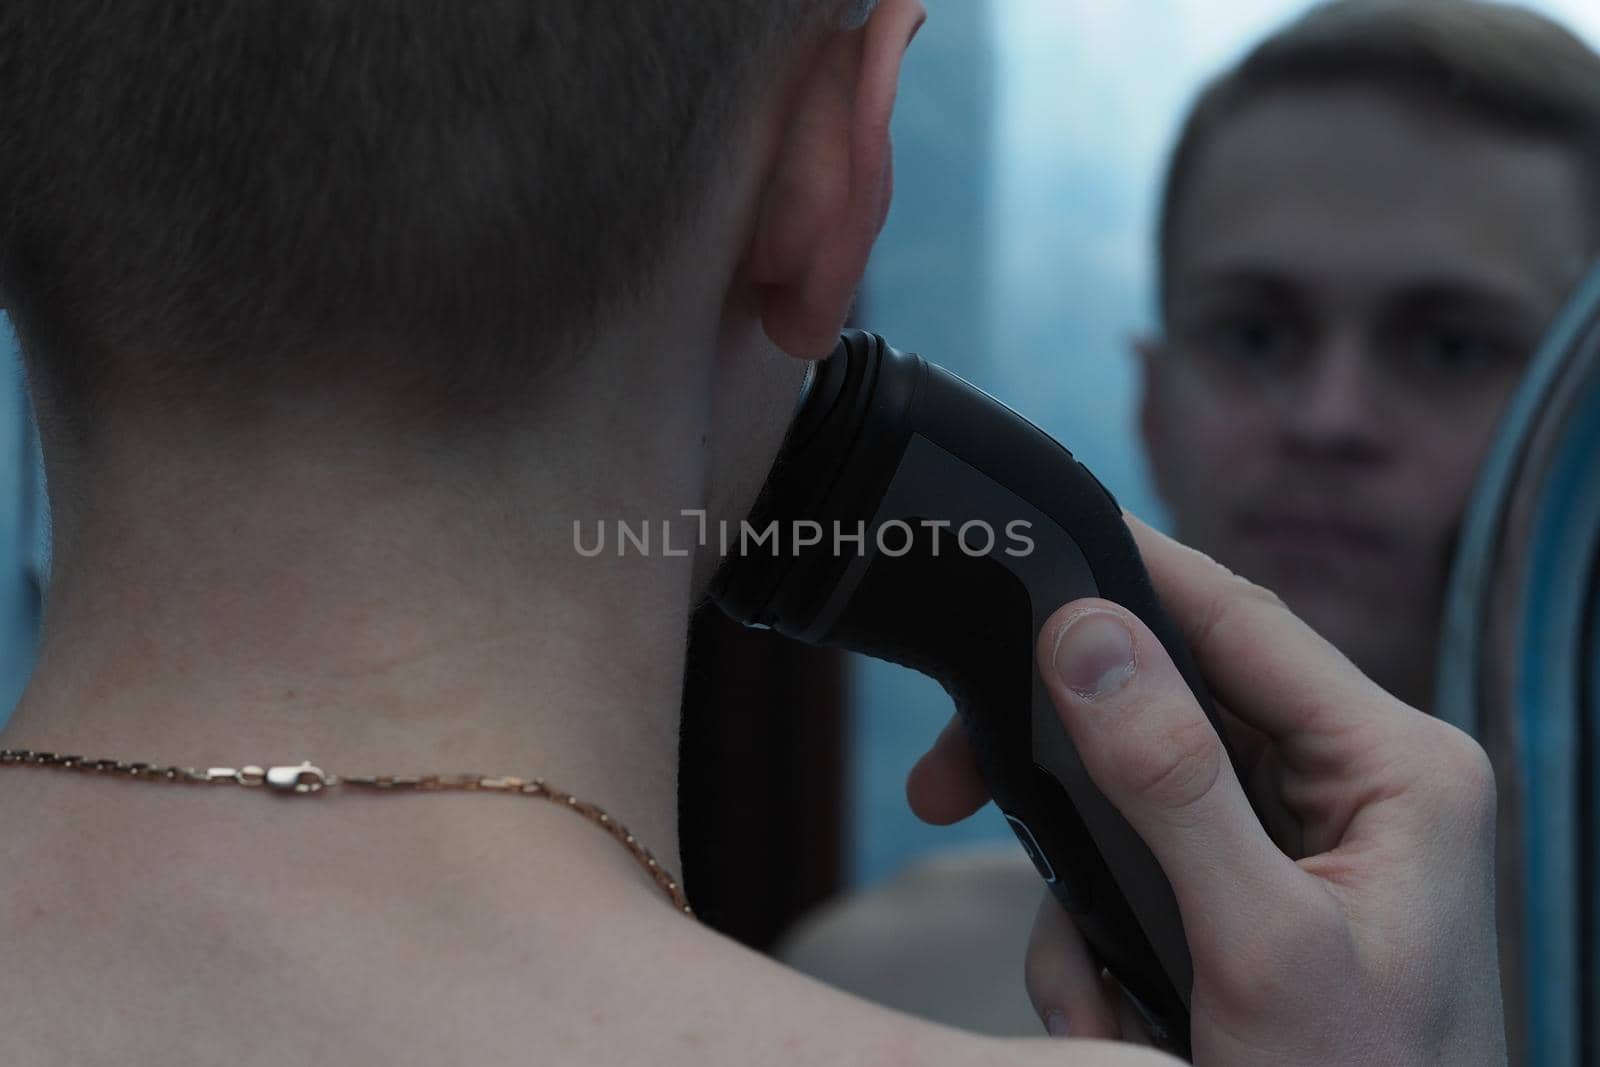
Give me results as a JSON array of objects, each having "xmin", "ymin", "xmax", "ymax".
[{"xmin": 712, "ymin": 330, "xmax": 1242, "ymax": 1056}]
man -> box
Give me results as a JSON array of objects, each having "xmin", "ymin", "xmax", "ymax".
[
  {"xmin": 1127, "ymin": 2, "xmax": 1600, "ymax": 1052},
  {"xmin": 0, "ymin": 1, "xmax": 1499, "ymax": 1063},
  {"xmin": 795, "ymin": 0, "xmax": 1595, "ymax": 1047},
  {"xmin": 1136, "ymin": 0, "xmax": 1600, "ymax": 715}
]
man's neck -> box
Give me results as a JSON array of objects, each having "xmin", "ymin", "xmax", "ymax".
[{"xmin": 1, "ymin": 384, "xmax": 712, "ymax": 893}]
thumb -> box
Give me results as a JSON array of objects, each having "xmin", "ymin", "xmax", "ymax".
[{"xmin": 1036, "ymin": 601, "xmax": 1293, "ymax": 948}]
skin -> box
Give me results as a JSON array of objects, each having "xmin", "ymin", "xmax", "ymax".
[
  {"xmin": 0, "ymin": 8, "xmax": 1500, "ymax": 1065},
  {"xmin": 1139, "ymin": 85, "xmax": 1594, "ymax": 712}
]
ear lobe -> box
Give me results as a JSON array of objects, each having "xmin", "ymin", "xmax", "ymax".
[{"xmin": 743, "ymin": 0, "xmax": 925, "ymax": 359}]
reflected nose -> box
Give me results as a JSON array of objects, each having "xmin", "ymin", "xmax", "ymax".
[{"xmin": 1279, "ymin": 340, "xmax": 1390, "ymax": 463}]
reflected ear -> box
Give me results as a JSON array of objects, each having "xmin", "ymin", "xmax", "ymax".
[
  {"xmin": 1132, "ymin": 334, "xmax": 1162, "ymax": 368},
  {"xmin": 740, "ymin": 0, "xmax": 925, "ymax": 359},
  {"xmin": 1132, "ymin": 333, "xmax": 1166, "ymax": 459}
]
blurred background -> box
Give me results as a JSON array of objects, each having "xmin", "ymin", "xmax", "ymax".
[{"xmin": 4, "ymin": 0, "xmax": 1600, "ymax": 928}]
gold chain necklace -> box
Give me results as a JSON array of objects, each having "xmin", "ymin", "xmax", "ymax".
[{"xmin": 0, "ymin": 748, "xmax": 693, "ymax": 916}]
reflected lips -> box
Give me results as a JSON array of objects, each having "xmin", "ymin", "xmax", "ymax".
[{"xmin": 1238, "ymin": 511, "xmax": 1393, "ymax": 559}]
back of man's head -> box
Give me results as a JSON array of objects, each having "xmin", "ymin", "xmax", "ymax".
[
  {"xmin": 1156, "ymin": 0, "xmax": 1600, "ymax": 313},
  {"xmin": 0, "ymin": 1, "xmax": 864, "ymax": 438}
]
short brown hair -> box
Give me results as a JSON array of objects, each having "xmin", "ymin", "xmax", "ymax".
[
  {"xmin": 0, "ymin": 1, "xmax": 857, "ymax": 434},
  {"xmin": 1156, "ymin": 0, "xmax": 1600, "ymax": 317}
]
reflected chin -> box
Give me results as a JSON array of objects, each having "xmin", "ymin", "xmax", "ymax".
[
  {"xmin": 1260, "ymin": 577, "xmax": 1439, "ymax": 707},
  {"xmin": 1196, "ymin": 530, "xmax": 1440, "ymax": 703}
]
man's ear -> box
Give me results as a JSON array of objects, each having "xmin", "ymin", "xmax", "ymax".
[
  {"xmin": 1133, "ymin": 333, "xmax": 1166, "ymax": 462},
  {"xmin": 742, "ymin": 0, "xmax": 925, "ymax": 359}
]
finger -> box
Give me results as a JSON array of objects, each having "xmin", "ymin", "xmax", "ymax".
[
  {"xmin": 1024, "ymin": 890, "xmax": 1122, "ymax": 1041},
  {"xmin": 1100, "ymin": 972, "xmax": 1157, "ymax": 1048},
  {"xmin": 906, "ymin": 714, "xmax": 989, "ymax": 825},
  {"xmin": 1123, "ymin": 514, "xmax": 1407, "ymax": 755},
  {"xmin": 1038, "ymin": 600, "xmax": 1297, "ymax": 943}
]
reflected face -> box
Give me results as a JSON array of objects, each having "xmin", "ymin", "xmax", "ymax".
[{"xmin": 1142, "ymin": 86, "xmax": 1592, "ymax": 709}]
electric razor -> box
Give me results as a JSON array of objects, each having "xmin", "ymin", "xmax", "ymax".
[{"xmin": 710, "ymin": 330, "xmax": 1246, "ymax": 1055}]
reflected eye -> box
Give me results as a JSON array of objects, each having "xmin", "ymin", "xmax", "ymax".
[
  {"xmin": 1396, "ymin": 323, "xmax": 1519, "ymax": 382},
  {"xmin": 1192, "ymin": 313, "xmax": 1303, "ymax": 376}
]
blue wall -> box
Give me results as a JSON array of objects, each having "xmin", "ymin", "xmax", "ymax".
[{"xmin": 0, "ymin": 318, "xmax": 44, "ymax": 731}]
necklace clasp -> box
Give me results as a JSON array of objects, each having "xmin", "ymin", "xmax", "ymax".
[{"xmin": 265, "ymin": 761, "xmax": 328, "ymax": 794}]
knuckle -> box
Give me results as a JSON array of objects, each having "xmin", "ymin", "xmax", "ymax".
[
  {"xmin": 1171, "ymin": 537, "xmax": 1243, "ymax": 586},
  {"xmin": 1022, "ymin": 898, "xmax": 1075, "ymax": 1003},
  {"xmin": 1022, "ymin": 932, "xmax": 1057, "ymax": 1002},
  {"xmin": 1227, "ymin": 572, "xmax": 1290, "ymax": 613},
  {"xmin": 1189, "ymin": 572, "xmax": 1290, "ymax": 658},
  {"xmin": 1428, "ymin": 725, "xmax": 1497, "ymax": 821},
  {"xmin": 1117, "ymin": 710, "xmax": 1225, "ymax": 818}
]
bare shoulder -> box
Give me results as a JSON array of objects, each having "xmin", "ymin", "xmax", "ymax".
[
  {"xmin": 0, "ymin": 904, "xmax": 1176, "ymax": 1067},
  {"xmin": 510, "ymin": 908, "xmax": 1183, "ymax": 1067},
  {"xmin": 0, "ymin": 805, "xmax": 1173, "ymax": 1067},
  {"xmin": 780, "ymin": 846, "xmax": 1046, "ymax": 1036}
]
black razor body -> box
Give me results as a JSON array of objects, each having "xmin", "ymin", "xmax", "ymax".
[{"xmin": 711, "ymin": 331, "xmax": 1236, "ymax": 1055}]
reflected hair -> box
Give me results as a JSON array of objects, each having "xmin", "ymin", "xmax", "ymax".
[{"xmin": 1156, "ymin": 0, "xmax": 1600, "ymax": 316}]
